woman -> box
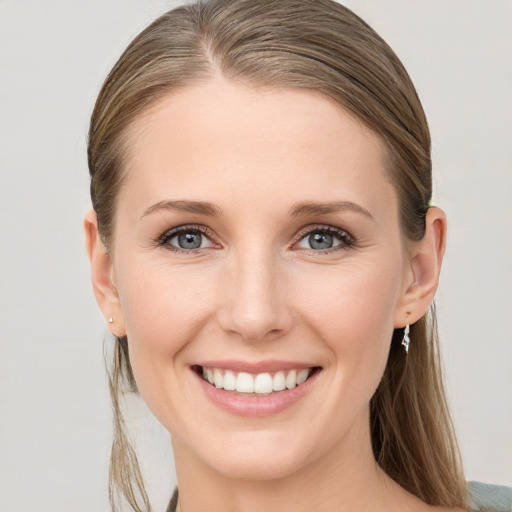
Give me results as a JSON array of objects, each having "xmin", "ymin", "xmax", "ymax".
[{"xmin": 84, "ymin": 1, "xmax": 506, "ymax": 511}]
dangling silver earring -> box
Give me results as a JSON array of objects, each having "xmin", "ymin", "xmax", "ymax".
[
  {"xmin": 402, "ymin": 324, "xmax": 410, "ymax": 353},
  {"xmin": 108, "ymin": 317, "xmax": 114, "ymax": 324}
]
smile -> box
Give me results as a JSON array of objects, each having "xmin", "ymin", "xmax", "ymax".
[
  {"xmin": 192, "ymin": 363, "xmax": 322, "ymax": 416},
  {"xmin": 197, "ymin": 366, "xmax": 317, "ymax": 395}
]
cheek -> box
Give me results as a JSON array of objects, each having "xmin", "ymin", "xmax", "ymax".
[
  {"xmin": 113, "ymin": 260, "xmax": 223, "ymax": 431},
  {"xmin": 115, "ymin": 259, "xmax": 218, "ymax": 379},
  {"xmin": 295, "ymin": 259, "xmax": 401, "ymax": 336},
  {"xmin": 293, "ymin": 260, "xmax": 401, "ymax": 385}
]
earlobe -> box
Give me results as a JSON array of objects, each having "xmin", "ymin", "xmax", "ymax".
[
  {"xmin": 394, "ymin": 206, "xmax": 447, "ymax": 327},
  {"xmin": 84, "ymin": 210, "xmax": 127, "ymax": 337}
]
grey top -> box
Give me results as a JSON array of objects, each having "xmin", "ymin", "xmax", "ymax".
[
  {"xmin": 166, "ymin": 482, "xmax": 512, "ymax": 511},
  {"xmin": 468, "ymin": 481, "xmax": 512, "ymax": 511}
]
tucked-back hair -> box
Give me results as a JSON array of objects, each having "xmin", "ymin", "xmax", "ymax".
[{"xmin": 87, "ymin": 1, "xmax": 467, "ymax": 510}]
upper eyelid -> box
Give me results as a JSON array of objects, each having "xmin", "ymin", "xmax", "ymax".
[
  {"xmin": 160, "ymin": 224, "xmax": 214, "ymax": 240},
  {"xmin": 158, "ymin": 225, "xmax": 219, "ymax": 253},
  {"xmin": 293, "ymin": 224, "xmax": 352, "ymax": 240},
  {"xmin": 291, "ymin": 224, "xmax": 355, "ymax": 251}
]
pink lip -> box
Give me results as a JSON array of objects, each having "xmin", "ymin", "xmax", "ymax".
[
  {"xmin": 196, "ymin": 359, "xmax": 315, "ymax": 373},
  {"xmin": 192, "ymin": 365, "xmax": 321, "ymax": 418}
]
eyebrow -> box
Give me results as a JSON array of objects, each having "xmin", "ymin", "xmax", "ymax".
[
  {"xmin": 288, "ymin": 201, "xmax": 374, "ymax": 220},
  {"xmin": 141, "ymin": 199, "xmax": 373, "ymax": 221},
  {"xmin": 141, "ymin": 200, "xmax": 222, "ymax": 219}
]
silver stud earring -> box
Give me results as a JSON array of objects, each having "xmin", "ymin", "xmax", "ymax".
[
  {"xmin": 108, "ymin": 317, "xmax": 114, "ymax": 324},
  {"xmin": 402, "ymin": 324, "xmax": 410, "ymax": 353}
]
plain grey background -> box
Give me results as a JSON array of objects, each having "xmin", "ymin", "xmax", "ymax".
[{"xmin": 1, "ymin": 1, "xmax": 511, "ymax": 511}]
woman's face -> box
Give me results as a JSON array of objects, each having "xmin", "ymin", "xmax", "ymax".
[{"xmin": 104, "ymin": 79, "xmax": 418, "ymax": 479}]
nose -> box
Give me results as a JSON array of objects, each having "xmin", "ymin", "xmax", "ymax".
[{"xmin": 217, "ymin": 249, "xmax": 293, "ymax": 343}]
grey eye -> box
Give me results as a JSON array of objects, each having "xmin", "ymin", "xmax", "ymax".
[
  {"xmin": 177, "ymin": 232, "xmax": 203, "ymax": 249},
  {"xmin": 296, "ymin": 228, "xmax": 351, "ymax": 252},
  {"xmin": 308, "ymin": 232, "xmax": 334, "ymax": 250},
  {"xmin": 164, "ymin": 228, "xmax": 215, "ymax": 251}
]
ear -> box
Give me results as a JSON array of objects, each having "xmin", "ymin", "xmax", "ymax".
[
  {"xmin": 84, "ymin": 210, "xmax": 126, "ymax": 337},
  {"xmin": 394, "ymin": 206, "xmax": 447, "ymax": 327}
]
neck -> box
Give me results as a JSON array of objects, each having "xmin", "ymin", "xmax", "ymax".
[{"xmin": 172, "ymin": 419, "xmax": 410, "ymax": 512}]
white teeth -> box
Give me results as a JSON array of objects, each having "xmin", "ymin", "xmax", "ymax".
[
  {"xmin": 200, "ymin": 367, "xmax": 314, "ymax": 394},
  {"xmin": 214, "ymin": 369, "xmax": 223, "ymax": 388},
  {"xmin": 236, "ymin": 372, "xmax": 254, "ymax": 393},
  {"xmin": 223, "ymin": 370, "xmax": 236, "ymax": 391},
  {"xmin": 272, "ymin": 371, "xmax": 286, "ymax": 391},
  {"xmin": 297, "ymin": 369, "xmax": 309, "ymax": 385},
  {"xmin": 254, "ymin": 373, "xmax": 273, "ymax": 394},
  {"xmin": 286, "ymin": 369, "xmax": 297, "ymax": 389}
]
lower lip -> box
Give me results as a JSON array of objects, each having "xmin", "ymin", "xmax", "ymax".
[{"xmin": 194, "ymin": 369, "xmax": 321, "ymax": 417}]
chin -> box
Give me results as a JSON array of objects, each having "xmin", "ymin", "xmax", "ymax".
[
  {"xmin": 209, "ymin": 450, "xmax": 309, "ymax": 482},
  {"xmin": 178, "ymin": 427, "xmax": 321, "ymax": 482}
]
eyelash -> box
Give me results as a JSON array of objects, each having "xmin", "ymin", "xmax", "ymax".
[
  {"xmin": 157, "ymin": 224, "xmax": 356, "ymax": 255},
  {"xmin": 293, "ymin": 224, "xmax": 356, "ymax": 254},
  {"xmin": 158, "ymin": 224, "xmax": 216, "ymax": 254}
]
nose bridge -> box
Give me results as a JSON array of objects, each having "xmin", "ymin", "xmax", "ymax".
[{"xmin": 219, "ymin": 243, "xmax": 291, "ymax": 341}]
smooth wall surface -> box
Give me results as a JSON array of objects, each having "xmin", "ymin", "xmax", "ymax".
[{"xmin": 0, "ymin": 1, "xmax": 510, "ymax": 511}]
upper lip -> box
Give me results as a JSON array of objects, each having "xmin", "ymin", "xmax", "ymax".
[{"xmin": 194, "ymin": 359, "xmax": 319, "ymax": 374}]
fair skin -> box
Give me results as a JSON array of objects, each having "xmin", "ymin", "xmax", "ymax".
[{"xmin": 85, "ymin": 79, "xmax": 457, "ymax": 512}]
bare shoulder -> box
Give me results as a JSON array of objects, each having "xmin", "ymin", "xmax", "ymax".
[{"xmin": 431, "ymin": 507, "xmax": 467, "ymax": 512}]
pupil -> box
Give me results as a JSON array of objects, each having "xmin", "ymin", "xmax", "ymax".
[
  {"xmin": 309, "ymin": 232, "xmax": 333, "ymax": 250},
  {"xmin": 178, "ymin": 232, "xmax": 201, "ymax": 249}
]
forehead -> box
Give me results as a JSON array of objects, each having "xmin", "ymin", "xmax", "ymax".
[{"xmin": 119, "ymin": 78, "xmax": 395, "ymax": 218}]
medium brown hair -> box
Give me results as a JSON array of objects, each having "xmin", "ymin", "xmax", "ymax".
[{"xmin": 87, "ymin": 1, "xmax": 468, "ymax": 510}]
